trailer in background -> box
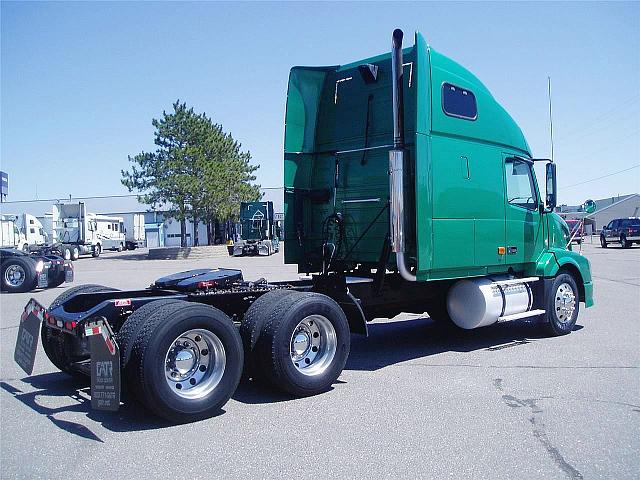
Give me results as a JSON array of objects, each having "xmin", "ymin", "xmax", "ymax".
[{"xmin": 122, "ymin": 213, "xmax": 146, "ymax": 249}]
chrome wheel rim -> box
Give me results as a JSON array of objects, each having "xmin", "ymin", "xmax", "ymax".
[
  {"xmin": 555, "ymin": 282, "xmax": 576, "ymax": 324},
  {"xmin": 290, "ymin": 315, "xmax": 337, "ymax": 376},
  {"xmin": 4, "ymin": 265, "xmax": 26, "ymax": 287},
  {"xmin": 164, "ymin": 329, "xmax": 226, "ymax": 399}
]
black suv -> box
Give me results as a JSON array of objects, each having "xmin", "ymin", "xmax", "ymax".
[{"xmin": 600, "ymin": 217, "xmax": 640, "ymax": 248}]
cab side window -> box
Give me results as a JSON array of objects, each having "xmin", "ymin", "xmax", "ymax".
[{"xmin": 505, "ymin": 158, "xmax": 538, "ymax": 210}]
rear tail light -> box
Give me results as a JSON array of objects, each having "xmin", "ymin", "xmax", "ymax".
[
  {"xmin": 64, "ymin": 321, "xmax": 77, "ymax": 330},
  {"xmin": 197, "ymin": 280, "xmax": 217, "ymax": 289}
]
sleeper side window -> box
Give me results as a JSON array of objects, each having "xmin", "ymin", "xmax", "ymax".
[
  {"xmin": 442, "ymin": 83, "xmax": 477, "ymax": 120},
  {"xmin": 505, "ymin": 158, "xmax": 538, "ymax": 210}
]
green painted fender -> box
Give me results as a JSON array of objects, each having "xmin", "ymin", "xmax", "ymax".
[{"xmin": 531, "ymin": 248, "xmax": 594, "ymax": 307}]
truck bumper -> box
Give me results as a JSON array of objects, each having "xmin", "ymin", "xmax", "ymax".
[{"xmin": 583, "ymin": 281, "xmax": 594, "ymax": 308}]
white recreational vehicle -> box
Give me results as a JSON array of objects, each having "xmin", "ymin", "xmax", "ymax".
[{"xmin": 53, "ymin": 202, "xmax": 126, "ymax": 260}]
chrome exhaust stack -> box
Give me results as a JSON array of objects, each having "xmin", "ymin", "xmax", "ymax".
[{"xmin": 389, "ymin": 29, "xmax": 416, "ymax": 282}]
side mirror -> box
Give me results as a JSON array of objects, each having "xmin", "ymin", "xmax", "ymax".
[
  {"xmin": 583, "ymin": 199, "xmax": 596, "ymax": 214},
  {"xmin": 545, "ymin": 162, "xmax": 557, "ymax": 211}
]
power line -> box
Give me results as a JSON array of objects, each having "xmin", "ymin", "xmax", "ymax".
[
  {"xmin": 561, "ymin": 164, "xmax": 640, "ymax": 189},
  {"xmin": 1, "ymin": 188, "xmax": 285, "ymax": 204},
  {"xmin": 557, "ymin": 95, "xmax": 640, "ymax": 141}
]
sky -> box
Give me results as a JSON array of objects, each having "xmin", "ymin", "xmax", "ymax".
[{"xmin": 1, "ymin": 1, "xmax": 639, "ymax": 207}]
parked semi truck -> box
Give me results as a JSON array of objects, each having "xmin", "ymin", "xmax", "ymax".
[
  {"xmin": 18, "ymin": 214, "xmax": 49, "ymax": 250},
  {"xmin": 232, "ymin": 201, "xmax": 280, "ymax": 256},
  {"xmin": 15, "ymin": 30, "xmax": 593, "ymax": 423},
  {"xmin": 53, "ymin": 202, "xmax": 126, "ymax": 260},
  {"xmin": 1, "ymin": 214, "xmax": 26, "ymax": 249},
  {"xmin": 1, "ymin": 213, "xmax": 48, "ymax": 251}
]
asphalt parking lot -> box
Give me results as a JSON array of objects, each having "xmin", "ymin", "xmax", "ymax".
[{"xmin": 1, "ymin": 241, "xmax": 638, "ymax": 479}]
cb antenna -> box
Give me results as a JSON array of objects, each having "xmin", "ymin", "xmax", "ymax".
[{"xmin": 548, "ymin": 76, "xmax": 554, "ymax": 163}]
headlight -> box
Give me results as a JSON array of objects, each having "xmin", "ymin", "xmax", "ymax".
[{"xmin": 35, "ymin": 260, "xmax": 44, "ymax": 273}]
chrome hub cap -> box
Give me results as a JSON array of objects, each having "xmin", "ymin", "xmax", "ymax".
[
  {"xmin": 165, "ymin": 329, "xmax": 226, "ymax": 399},
  {"xmin": 289, "ymin": 315, "xmax": 337, "ymax": 376},
  {"xmin": 292, "ymin": 332, "xmax": 310, "ymax": 356},
  {"xmin": 4, "ymin": 265, "xmax": 26, "ymax": 287},
  {"xmin": 555, "ymin": 283, "xmax": 576, "ymax": 324}
]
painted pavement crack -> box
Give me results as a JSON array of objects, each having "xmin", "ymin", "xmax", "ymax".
[{"xmin": 494, "ymin": 378, "xmax": 583, "ymax": 480}]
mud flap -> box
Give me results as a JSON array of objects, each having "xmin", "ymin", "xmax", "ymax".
[
  {"xmin": 64, "ymin": 262, "xmax": 74, "ymax": 283},
  {"xmin": 14, "ymin": 299, "xmax": 45, "ymax": 375},
  {"xmin": 37, "ymin": 267, "xmax": 49, "ymax": 289},
  {"xmin": 84, "ymin": 320, "xmax": 121, "ymax": 411}
]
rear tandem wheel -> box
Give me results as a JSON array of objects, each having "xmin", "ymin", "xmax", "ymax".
[
  {"xmin": 253, "ymin": 291, "xmax": 351, "ymax": 397},
  {"xmin": 121, "ymin": 300, "xmax": 243, "ymax": 423}
]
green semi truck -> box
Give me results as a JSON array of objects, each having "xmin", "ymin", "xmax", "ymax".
[
  {"xmin": 15, "ymin": 29, "xmax": 593, "ymax": 423},
  {"xmin": 232, "ymin": 201, "xmax": 280, "ymax": 256}
]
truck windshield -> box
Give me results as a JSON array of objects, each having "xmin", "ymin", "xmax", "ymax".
[{"xmin": 62, "ymin": 218, "xmax": 79, "ymax": 228}]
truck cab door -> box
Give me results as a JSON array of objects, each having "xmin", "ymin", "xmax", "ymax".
[
  {"xmin": 609, "ymin": 220, "xmax": 619, "ymax": 240},
  {"xmin": 503, "ymin": 156, "xmax": 544, "ymax": 266}
]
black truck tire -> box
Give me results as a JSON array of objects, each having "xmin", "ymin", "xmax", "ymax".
[
  {"xmin": 545, "ymin": 273, "xmax": 580, "ymax": 336},
  {"xmin": 621, "ymin": 235, "xmax": 632, "ymax": 249},
  {"xmin": 117, "ymin": 298, "xmax": 185, "ymax": 400},
  {"xmin": 47, "ymin": 270, "xmax": 66, "ymax": 288},
  {"xmin": 254, "ymin": 291, "xmax": 350, "ymax": 397},
  {"xmin": 92, "ymin": 244, "xmax": 101, "ymax": 257},
  {"xmin": 1, "ymin": 256, "xmax": 37, "ymax": 293},
  {"xmin": 240, "ymin": 289, "xmax": 298, "ymax": 377},
  {"xmin": 42, "ymin": 284, "xmax": 119, "ymax": 376},
  {"xmin": 127, "ymin": 301, "xmax": 243, "ymax": 423},
  {"xmin": 40, "ymin": 323, "xmax": 86, "ymax": 378},
  {"xmin": 49, "ymin": 283, "xmax": 118, "ymax": 308}
]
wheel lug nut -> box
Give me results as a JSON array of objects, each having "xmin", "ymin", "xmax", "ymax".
[
  {"xmin": 183, "ymin": 341, "xmax": 189, "ymax": 347},
  {"xmin": 195, "ymin": 335, "xmax": 202, "ymax": 342},
  {"xmin": 189, "ymin": 378, "xmax": 196, "ymax": 386},
  {"xmin": 199, "ymin": 365, "xmax": 206, "ymax": 372},
  {"xmin": 201, "ymin": 349, "xmax": 208, "ymax": 356}
]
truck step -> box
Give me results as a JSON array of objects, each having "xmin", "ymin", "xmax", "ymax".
[
  {"xmin": 345, "ymin": 276, "xmax": 374, "ymax": 284},
  {"xmin": 492, "ymin": 276, "xmax": 539, "ymax": 287},
  {"xmin": 497, "ymin": 309, "xmax": 545, "ymax": 322}
]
